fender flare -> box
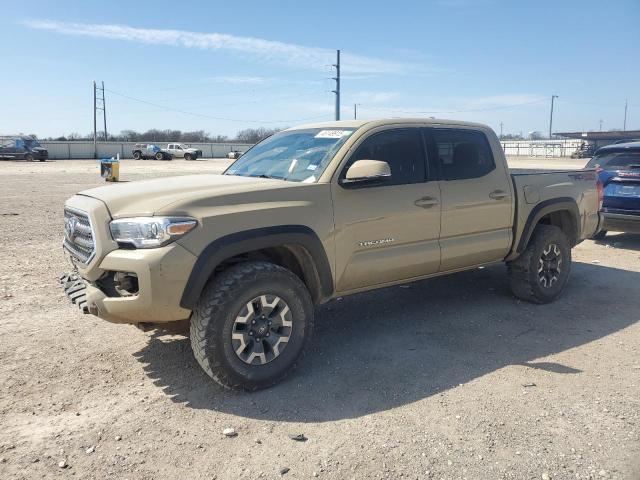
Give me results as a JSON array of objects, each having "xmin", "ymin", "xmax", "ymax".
[
  {"xmin": 179, "ymin": 225, "xmax": 333, "ymax": 309},
  {"xmin": 516, "ymin": 197, "xmax": 581, "ymax": 253}
]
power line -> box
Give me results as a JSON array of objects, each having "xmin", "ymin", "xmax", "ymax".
[
  {"xmin": 357, "ymin": 98, "xmax": 548, "ymax": 115},
  {"xmin": 103, "ymin": 88, "xmax": 330, "ymax": 125}
]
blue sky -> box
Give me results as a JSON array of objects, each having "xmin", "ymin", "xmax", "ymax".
[{"xmin": 1, "ymin": 0, "xmax": 639, "ymax": 138}]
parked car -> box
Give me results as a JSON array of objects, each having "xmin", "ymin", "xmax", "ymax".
[
  {"xmin": 612, "ymin": 138, "xmax": 640, "ymax": 145},
  {"xmin": 61, "ymin": 118, "xmax": 601, "ymax": 390},
  {"xmin": 132, "ymin": 144, "xmax": 172, "ymax": 160},
  {"xmin": 0, "ymin": 136, "xmax": 48, "ymax": 161},
  {"xmin": 227, "ymin": 150, "xmax": 244, "ymax": 159},
  {"xmin": 166, "ymin": 143, "xmax": 202, "ymax": 161},
  {"xmin": 571, "ymin": 142, "xmax": 597, "ymax": 158},
  {"xmin": 586, "ymin": 141, "xmax": 640, "ymax": 238}
]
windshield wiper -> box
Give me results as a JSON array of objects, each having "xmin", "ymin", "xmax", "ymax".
[{"xmin": 253, "ymin": 174, "xmax": 285, "ymax": 180}]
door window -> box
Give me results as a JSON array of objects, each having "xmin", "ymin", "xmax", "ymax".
[
  {"xmin": 432, "ymin": 129, "xmax": 495, "ymax": 180},
  {"xmin": 345, "ymin": 128, "xmax": 426, "ymax": 186}
]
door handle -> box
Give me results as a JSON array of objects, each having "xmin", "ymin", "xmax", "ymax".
[
  {"xmin": 414, "ymin": 196, "xmax": 439, "ymax": 208},
  {"xmin": 489, "ymin": 190, "xmax": 508, "ymax": 200}
]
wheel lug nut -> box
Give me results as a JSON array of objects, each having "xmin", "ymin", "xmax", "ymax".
[
  {"xmin": 249, "ymin": 331, "xmax": 254, "ymax": 336},
  {"xmin": 266, "ymin": 332, "xmax": 270, "ymax": 337},
  {"xmin": 268, "ymin": 321, "xmax": 272, "ymax": 325},
  {"xmin": 252, "ymin": 320, "xmax": 256, "ymax": 324}
]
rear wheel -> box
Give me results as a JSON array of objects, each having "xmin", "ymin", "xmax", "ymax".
[
  {"xmin": 507, "ymin": 225, "xmax": 571, "ymax": 304},
  {"xmin": 190, "ymin": 261, "xmax": 314, "ymax": 390},
  {"xmin": 155, "ymin": 152, "xmax": 164, "ymax": 161},
  {"xmin": 133, "ymin": 151, "xmax": 141, "ymax": 160},
  {"xmin": 25, "ymin": 153, "xmax": 34, "ymax": 162}
]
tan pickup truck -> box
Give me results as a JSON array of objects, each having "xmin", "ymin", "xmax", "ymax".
[{"xmin": 61, "ymin": 118, "xmax": 602, "ymax": 390}]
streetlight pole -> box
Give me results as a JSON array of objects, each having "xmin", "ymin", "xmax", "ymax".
[
  {"xmin": 624, "ymin": 99, "xmax": 628, "ymax": 131},
  {"xmin": 549, "ymin": 95, "xmax": 558, "ymax": 140}
]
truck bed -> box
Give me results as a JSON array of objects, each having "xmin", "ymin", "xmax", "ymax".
[{"xmin": 507, "ymin": 167, "xmax": 600, "ymax": 259}]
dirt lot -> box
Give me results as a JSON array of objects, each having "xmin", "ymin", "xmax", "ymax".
[{"xmin": 0, "ymin": 158, "xmax": 638, "ymax": 480}]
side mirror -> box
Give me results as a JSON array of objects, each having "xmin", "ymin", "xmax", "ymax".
[{"xmin": 340, "ymin": 160, "xmax": 391, "ymax": 187}]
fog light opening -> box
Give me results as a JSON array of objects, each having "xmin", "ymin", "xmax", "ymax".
[{"xmin": 114, "ymin": 272, "xmax": 139, "ymax": 297}]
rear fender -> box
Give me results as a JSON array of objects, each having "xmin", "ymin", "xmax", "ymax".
[{"xmin": 511, "ymin": 197, "xmax": 580, "ymax": 258}]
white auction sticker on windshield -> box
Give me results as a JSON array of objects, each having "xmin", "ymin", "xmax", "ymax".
[{"xmin": 315, "ymin": 130, "xmax": 352, "ymax": 139}]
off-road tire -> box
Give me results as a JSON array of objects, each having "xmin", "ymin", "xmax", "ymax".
[
  {"xmin": 190, "ymin": 261, "xmax": 314, "ymax": 390},
  {"xmin": 133, "ymin": 151, "xmax": 141, "ymax": 160},
  {"xmin": 592, "ymin": 230, "xmax": 607, "ymax": 240},
  {"xmin": 184, "ymin": 153, "xmax": 192, "ymax": 161},
  {"xmin": 155, "ymin": 152, "xmax": 164, "ymax": 161},
  {"xmin": 507, "ymin": 225, "xmax": 571, "ymax": 304}
]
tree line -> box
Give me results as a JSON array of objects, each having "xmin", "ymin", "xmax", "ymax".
[{"xmin": 42, "ymin": 127, "xmax": 283, "ymax": 144}]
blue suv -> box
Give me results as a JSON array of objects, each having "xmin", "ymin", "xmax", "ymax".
[{"xmin": 587, "ymin": 142, "xmax": 640, "ymax": 238}]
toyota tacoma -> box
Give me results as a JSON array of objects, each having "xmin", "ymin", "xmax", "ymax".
[{"xmin": 61, "ymin": 119, "xmax": 602, "ymax": 390}]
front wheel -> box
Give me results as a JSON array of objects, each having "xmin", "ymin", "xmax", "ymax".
[
  {"xmin": 25, "ymin": 153, "xmax": 34, "ymax": 162},
  {"xmin": 190, "ymin": 261, "xmax": 314, "ymax": 390},
  {"xmin": 184, "ymin": 153, "xmax": 192, "ymax": 161},
  {"xmin": 133, "ymin": 151, "xmax": 141, "ymax": 160},
  {"xmin": 155, "ymin": 152, "xmax": 164, "ymax": 161},
  {"xmin": 507, "ymin": 225, "xmax": 571, "ymax": 304},
  {"xmin": 592, "ymin": 230, "xmax": 607, "ymax": 240}
]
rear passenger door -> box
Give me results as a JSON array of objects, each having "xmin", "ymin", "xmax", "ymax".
[{"xmin": 428, "ymin": 128, "xmax": 513, "ymax": 271}]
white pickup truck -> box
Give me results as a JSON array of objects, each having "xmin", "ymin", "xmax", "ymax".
[{"xmin": 166, "ymin": 143, "xmax": 202, "ymax": 161}]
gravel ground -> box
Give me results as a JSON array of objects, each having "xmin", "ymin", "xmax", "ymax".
[{"xmin": 0, "ymin": 158, "xmax": 638, "ymax": 480}]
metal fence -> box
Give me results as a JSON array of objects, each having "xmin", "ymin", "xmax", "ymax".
[
  {"xmin": 34, "ymin": 139, "xmax": 585, "ymax": 159},
  {"xmin": 501, "ymin": 139, "xmax": 583, "ymax": 157},
  {"xmin": 39, "ymin": 141, "xmax": 254, "ymax": 160}
]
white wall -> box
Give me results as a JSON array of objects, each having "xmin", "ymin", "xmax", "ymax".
[{"xmin": 39, "ymin": 141, "xmax": 254, "ymax": 159}]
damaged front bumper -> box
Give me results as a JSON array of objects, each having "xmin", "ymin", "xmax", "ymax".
[{"xmin": 59, "ymin": 272, "xmax": 90, "ymax": 314}]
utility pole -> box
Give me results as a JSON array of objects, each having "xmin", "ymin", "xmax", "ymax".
[
  {"xmin": 93, "ymin": 81, "xmax": 108, "ymax": 158},
  {"xmin": 354, "ymin": 103, "xmax": 360, "ymax": 120},
  {"xmin": 499, "ymin": 121, "xmax": 503, "ymax": 139},
  {"xmin": 101, "ymin": 81, "xmax": 108, "ymax": 141},
  {"xmin": 623, "ymin": 99, "xmax": 628, "ymax": 131},
  {"xmin": 599, "ymin": 119, "xmax": 603, "ymax": 131},
  {"xmin": 93, "ymin": 81, "xmax": 97, "ymax": 159},
  {"xmin": 332, "ymin": 49, "xmax": 340, "ymax": 121},
  {"xmin": 549, "ymin": 95, "xmax": 558, "ymax": 140}
]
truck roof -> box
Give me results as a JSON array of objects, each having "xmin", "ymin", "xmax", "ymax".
[{"xmin": 288, "ymin": 117, "xmax": 490, "ymax": 131}]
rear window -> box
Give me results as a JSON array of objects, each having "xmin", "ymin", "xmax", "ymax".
[
  {"xmin": 587, "ymin": 150, "xmax": 640, "ymax": 169},
  {"xmin": 432, "ymin": 129, "xmax": 495, "ymax": 180}
]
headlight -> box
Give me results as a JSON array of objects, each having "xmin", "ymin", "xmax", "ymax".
[{"xmin": 109, "ymin": 217, "xmax": 197, "ymax": 248}]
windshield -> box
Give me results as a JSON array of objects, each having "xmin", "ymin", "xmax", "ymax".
[
  {"xmin": 24, "ymin": 139, "xmax": 41, "ymax": 148},
  {"xmin": 586, "ymin": 151, "xmax": 640, "ymax": 169},
  {"xmin": 225, "ymin": 128, "xmax": 356, "ymax": 182}
]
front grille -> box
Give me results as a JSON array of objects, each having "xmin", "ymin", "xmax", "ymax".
[{"xmin": 63, "ymin": 208, "xmax": 95, "ymax": 265}]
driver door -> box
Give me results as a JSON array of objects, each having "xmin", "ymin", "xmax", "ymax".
[{"xmin": 331, "ymin": 127, "xmax": 442, "ymax": 292}]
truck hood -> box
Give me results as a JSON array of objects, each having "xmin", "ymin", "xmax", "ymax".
[{"xmin": 78, "ymin": 174, "xmax": 292, "ymax": 218}]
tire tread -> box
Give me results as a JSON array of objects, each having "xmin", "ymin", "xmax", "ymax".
[{"xmin": 190, "ymin": 261, "xmax": 313, "ymax": 391}]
